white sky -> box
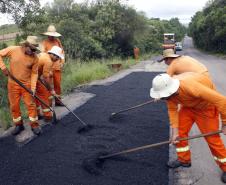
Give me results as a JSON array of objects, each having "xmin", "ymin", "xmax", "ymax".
[{"xmin": 0, "ymin": 0, "xmax": 210, "ymax": 26}]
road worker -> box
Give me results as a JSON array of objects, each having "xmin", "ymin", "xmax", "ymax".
[
  {"xmin": 159, "ymin": 48, "xmax": 209, "ymax": 77},
  {"xmin": 150, "ymin": 73, "xmax": 226, "ymax": 183},
  {"xmin": 133, "ymin": 46, "xmax": 140, "ymax": 61},
  {"xmin": 0, "ymin": 36, "xmax": 41, "ymax": 135},
  {"xmin": 36, "ymin": 46, "xmax": 64, "ymax": 121},
  {"xmin": 41, "ymin": 25, "xmax": 65, "ymax": 106}
]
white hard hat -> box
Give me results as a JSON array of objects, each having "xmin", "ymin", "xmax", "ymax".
[
  {"xmin": 48, "ymin": 46, "xmax": 64, "ymax": 59},
  {"xmin": 150, "ymin": 73, "xmax": 180, "ymax": 99}
]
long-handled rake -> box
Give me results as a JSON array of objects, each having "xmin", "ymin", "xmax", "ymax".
[
  {"xmin": 82, "ymin": 130, "xmax": 222, "ymax": 175},
  {"xmin": 38, "ymin": 79, "xmax": 93, "ymax": 133},
  {"xmin": 109, "ymin": 99, "xmax": 156, "ymax": 120},
  {"xmin": 9, "ymin": 73, "xmax": 57, "ymax": 124}
]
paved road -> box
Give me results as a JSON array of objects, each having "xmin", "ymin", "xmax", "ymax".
[
  {"xmin": 171, "ymin": 36, "xmax": 226, "ymax": 185},
  {"xmin": 0, "ymin": 72, "xmax": 170, "ymax": 185}
]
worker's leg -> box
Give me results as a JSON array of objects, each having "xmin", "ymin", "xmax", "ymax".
[
  {"xmin": 21, "ymin": 85, "xmax": 40, "ymax": 134},
  {"xmin": 176, "ymin": 107, "xmax": 195, "ymax": 163},
  {"xmin": 8, "ymin": 82, "xmax": 23, "ymax": 126},
  {"xmin": 36, "ymin": 81, "xmax": 52, "ymax": 121},
  {"xmin": 196, "ymin": 106, "xmax": 226, "ymax": 172},
  {"xmin": 53, "ymin": 70, "xmax": 63, "ymax": 106}
]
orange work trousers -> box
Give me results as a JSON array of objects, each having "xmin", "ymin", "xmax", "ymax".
[
  {"xmin": 53, "ymin": 70, "xmax": 62, "ymax": 103},
  {"xmin": 176, "ymin": 106, "xmax": 226, "ymax": 171},
  {"xmin": 35, "ymin": 81, "xmax": 52, "ymax": 119},
  {"xmin": 8, "ymin": 82, "xmax": 39, "ymax": 128}
]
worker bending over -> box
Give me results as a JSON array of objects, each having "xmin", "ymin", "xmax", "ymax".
[{"xmin": 150, "ymin": 73, "xmax": 226, "ymax": 183}]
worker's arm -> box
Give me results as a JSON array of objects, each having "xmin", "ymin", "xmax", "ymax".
[
  {"xmin": 30, "ymin": 57, "xmax": 39, "ymax": 93},
  {"xmin": 167, "ymin": 100, "xmax": 179, "ymax": 144},
  {"xmin": 42, "ymin": 60, "xmax": 54, "ymax": 91},
  {"xmin": 0, "ymin": 47, "xmax": 12, "ymax": 70}
]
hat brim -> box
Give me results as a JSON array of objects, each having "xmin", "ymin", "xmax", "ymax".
[
  {"xmin": 48, "ymin": 51, "xmax": 64, "ymax": 59},
  {"xmin": 158, "ymin": 54, "xmax": 180, "ymax": 62},
  {"xmin": 20, "ymin": 41, "xmax": 41, "ymax": 53},
  {"xmin": 150, "ymin": 78, "xmax": 180, "ymax": 99},
  {"xmin": 42, "ymin": 32, "xmax": 62, "ymax": 37}
]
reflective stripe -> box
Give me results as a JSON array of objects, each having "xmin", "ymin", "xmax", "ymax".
[
  {"xmin": 214, "ymin": 156, "xmax": 226, "ymax": 163},
  {"xmin": 13, "ymin": 116, "xmax": 22, "ymax": 123},
  {"xmin": 37, "ymin": 106, "xmax": 41, "ymax": 110},
  {"xmin": 176, "ymin": 146, "xmax": 190, "ymax": 153},
  {"xmin": 29, "ymin": 116, "xmax": 38, "ymax": 122},
  {"xmin": 48, "ymin": 96, "xmax": 54, "ymax": 100},
  {"xmin": 43, "ymin": 108, "xmax": 51, "ymax": 113}
]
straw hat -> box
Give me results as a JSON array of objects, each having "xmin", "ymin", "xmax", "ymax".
[
  {"xmin": 20, "ymin": 36, "xmax": 40, "ymax": 51},
  {"xmin": 158, "ymin": 49, "xmax": 180, "ymax": 62},
  {"xmin": 42, "ymin": 25, "xmax": 62, "ymax": 37},
  {"xmin": 150, "ymin": 73, "xmax": 180, "ymax": 99},
  {"xmin": 48, "ymin": 46, "xmax": 64, "ymax": 59}
]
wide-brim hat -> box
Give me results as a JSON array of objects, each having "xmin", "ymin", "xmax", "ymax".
[
  {"xmin": 42, "ymin": 25, "xmax": 62, "ymax": 37},
  {"xmin": 150, "ymin": 74, "xmax": 180, "ymax": 99},
  {"xmin": 20, "ymin": 36, "xmax": 40, "ymax": 52},
  {"xmin": 48, "ymin": 46, "xmax": 64, "ymax": 59},
  {"xmin": 158, "ymin": 49, "xmax": 180, "ymax": 62}
]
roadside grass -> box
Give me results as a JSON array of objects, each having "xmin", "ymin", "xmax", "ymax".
[
  {"xmin": 62, "ymin": 54, "xmax": 154, "ymax": 94},
  {"xmin": 0, "ymin": 24, "xmax": 19, "ymax": 35}
]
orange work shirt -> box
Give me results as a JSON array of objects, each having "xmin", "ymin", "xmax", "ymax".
[
  {"xmin": 38, "ymin": 53, "xmax": 53, "ymax": 79},
  {"xmin": 41, "ymin": 38, "xmax": 64, "ymax": 70},
  {"xmin": 167, "ymin": 56, "xmax": 208, "ymax": 76},
  {"xmin": 0, "ymin": 46, "xmax": 38, "ymax": 91},
  {"xmin": 167, "ymin": 74, "xmax": 226, "ymax": 128}
]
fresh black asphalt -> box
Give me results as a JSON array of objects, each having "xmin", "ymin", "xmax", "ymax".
[{"xmin": 0, "ymin": 72, "xmax": 169, "ymax": 185}]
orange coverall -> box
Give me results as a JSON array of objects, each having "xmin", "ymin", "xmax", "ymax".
[
  {"xmin": 36, "ymin": 53, "xmax": 53, "ymax": 120},
  {"xmin": 167, "ymin": 56, "xmax": 208, "ymax": 76},
  {"xmin": 42, "ymin": 38, "xmax": 64, "ymax": 104},
  {"xmin": 0, "ymin": 46, "xmax": 39, "ymax": 128},
  {"xmin": 133, "ymin": 47, "xmax": 140, "ymax": 60},
  {"xmin": 167, "ymin": 74, "xmax": 226, "ymax": 171}
]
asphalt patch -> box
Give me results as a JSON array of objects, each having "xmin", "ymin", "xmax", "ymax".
[{"xmin": 0, "ymin": 72, "xmax": 169, "ymax": 185}]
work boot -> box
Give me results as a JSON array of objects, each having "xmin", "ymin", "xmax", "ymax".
[
  {"xmin": 55, "ymin": 101, "xmax": 64, "ymax": 107},
  {"xmin": 221, "ymin": 172, "xmax": 226, "ymax": 183},
  {"xmin": 12, "ymin": 124, "xmax": 25, "ymax": 136},
  {"xmin": 38, "ymin": 115, "xmax": 44, "ymax": 120},
  {"xmin": 32, "ymin": 126, "xmax": 42, "ymax": 135},
  {"xmin": 167, "ymin": 160, "xmax": 191, "ymax": 169}
]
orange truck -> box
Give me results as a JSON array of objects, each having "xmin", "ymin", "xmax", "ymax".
[{"xmin": 162, "ymin": 33, "xmax": 176, "ymax": 53}]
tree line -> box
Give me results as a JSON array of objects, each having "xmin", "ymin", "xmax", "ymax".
[
  {"xmin": 1, "ymin": 0, "xmax": 186, "ymax": 60},
  {"xmin": 188, "ymin": 0, "xmax": 226, "ymax": 53}
]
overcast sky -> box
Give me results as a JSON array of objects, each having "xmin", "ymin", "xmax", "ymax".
[{"xmin": 0, "ymin": 0, "xmax": 210, "ymax": 26}]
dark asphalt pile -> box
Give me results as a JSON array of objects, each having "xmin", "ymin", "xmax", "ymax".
[{"xmin": 0, "ymin": 72, "xmax": 169, "ymax": 185}]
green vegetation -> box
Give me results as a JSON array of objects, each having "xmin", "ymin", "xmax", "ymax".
[
  {"xmin": 0, "ymin": 0, "xmax": 186, "ymax": 129},
  {"xmin": 0, "ymin": 24, "xmax": 19, "ymax": 34},
  {"xmin": 188, "ymin": 0, "xmax": 226, "ymax": 53}
]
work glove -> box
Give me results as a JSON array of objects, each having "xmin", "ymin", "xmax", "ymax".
[
  {"xmin": 51, "ymin": 90, "xmax": 56, "ymax": 96},
  {"xmin": 2, "ymin": 68, "xmax": 9, "ymax": 76},
  {"xmin": 222, "ymin": 125, "xmax": 226, "ymax": 135},
  {"xmin": 170, "ymin": 127, "xmax": 179, "ymax": 144}
]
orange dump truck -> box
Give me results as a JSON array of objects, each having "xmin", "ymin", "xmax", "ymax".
[{"xmin": 162, "ymin": 33, "xmax": 176, "ymax": 53}]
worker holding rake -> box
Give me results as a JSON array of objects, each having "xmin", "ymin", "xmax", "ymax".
[
  {"xmin": 36, "ymin": 46, "xmax": 64, "ymax": 122},
  {"xmin": 41, "ymin": 25, "xmax": 65, "ymax": 107},
  {"xmin": 0, "ymin": 36, "xmax": 41, "ymax": 136},
  {"xmin": 150, "ymin": 73, "xmax": 226, "ymax": 183}
]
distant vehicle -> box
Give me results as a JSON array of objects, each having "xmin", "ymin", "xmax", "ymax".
[
  {"xmin": 175, "ymin": 42, "xmax": 183, "ymax": 51},
  {"xmin": 162, "ymin": 33, "xmax": 176, "ymax": 53}
]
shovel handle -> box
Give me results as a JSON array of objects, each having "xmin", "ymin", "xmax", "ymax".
[
  {"xmin": 99, "ymin": 130, "xmax": 222, "ymax": 159},
  {"xmin": 112, "ymin": 99, "xmax": 155, "ymax": 116}
]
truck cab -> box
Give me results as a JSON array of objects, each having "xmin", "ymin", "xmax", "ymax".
[{"xmin": 162, "ymin": 33, "xmax": 176, "ymax": 53}]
